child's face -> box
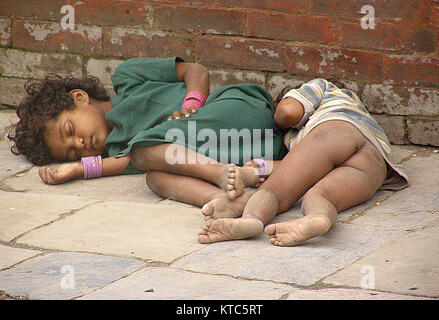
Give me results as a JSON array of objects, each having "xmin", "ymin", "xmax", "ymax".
[{"xmin": 43, "ymin": 92, "xmax": 111, "ymax": 162}]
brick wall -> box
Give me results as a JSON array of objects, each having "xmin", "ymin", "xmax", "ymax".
[{"xmin": 0, "ymin": 0, "xmax": 438, "ymax": 146}]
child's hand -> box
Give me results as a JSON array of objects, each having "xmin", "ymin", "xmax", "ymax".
[
  {"xmin": 167, "ymin": 106, "xmax": 198, "ymax": 120},
  {"xmin": 38, "ymin": 163, "xmax": 82, "ymax": 185}
]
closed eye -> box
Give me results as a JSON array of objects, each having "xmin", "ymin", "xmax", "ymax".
[{"xmin": 68, "ymin": 121, "xmax": 73, "ymax": 136}]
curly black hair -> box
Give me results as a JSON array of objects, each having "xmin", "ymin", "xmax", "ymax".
[{"xmin": 8, "ymin": 75, "xmax": 110, "ymax": 165}]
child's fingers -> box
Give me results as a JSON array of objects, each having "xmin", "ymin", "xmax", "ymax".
[
  {"xmin": 38, "ymin": 167, "xmax": 47, "ymax": 183},
  {"xmin": 181, "ymin": 109, "xmax": 191, "ymax": 118},
  {"xmin": 173, "ymin": 111, "xmax": 181, "ymax": 119},
  {"xmin": 39, "ymin": 167, "xmax": 52, "ymax": 184},
  {"xmin": 190, "ymin": 107, "xmax": 197, "ymax": 114},
  {"xmin": 46, "ymin": 168, "xmax": 58, "ymax": 185}
]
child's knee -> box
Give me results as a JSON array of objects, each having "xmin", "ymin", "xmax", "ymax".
[
  {"xmin": 130, "ymin": 147, "xmax": 150, "ymax": 169},
  {"xmin": 145, "ymin": 171, "xmax": 160, "ymax": 192}
]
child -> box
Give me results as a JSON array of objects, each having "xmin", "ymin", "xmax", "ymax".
[
  {"xmin": 8, "ymin": 57, "xmax": 287, "ymax": 209},
  {"xmin": 198, "ymin": 78, "xmax": 409, "ymax": 246}
]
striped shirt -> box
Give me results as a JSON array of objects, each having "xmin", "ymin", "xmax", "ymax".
[{"xmin": 282, "ymin": 78, "xmax": 408, "ymax": 190}]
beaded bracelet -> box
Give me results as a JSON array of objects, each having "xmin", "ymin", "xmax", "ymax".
[
  {"xmin": 181, "ymin": 91, "xmax": 207, "ymax": 111},
  {"xmin": 81, "ymin": 155, "xmax": 103, "ymax": 179},
  {"xmin": 252, "ymin": 158, "xmax": 269, "ymax": 178}
]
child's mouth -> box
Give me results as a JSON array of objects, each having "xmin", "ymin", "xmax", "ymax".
[{"xmin": 89, "ymin": 136, "xmax": 95, "ymax": 150}]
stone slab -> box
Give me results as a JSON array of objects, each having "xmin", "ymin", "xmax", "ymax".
[
  {"xmin": 323, "ymin": 222, "xmax": 439, "ymax": 298},
  {"xmin": 350, "ymin": 153, "xmax": 439, "ymax": 228},
  {"xmin": 286, "ymin": 288, "xmax": 431, "ymax": 300},
  {"xmin": 0, "ymin": 252, "xmax": 145, "ymax": 300},
  {"xmin": 2, "ymin": 166, "xmax": 162, "ymax": 203},
  {"xmin": 0, "ymin": 244, "xmax": 41, "ymax": 270},
  {"xmin": 79, "ymin": 266, "xmax": 292, "ymax": 300},
  {"xmin": 352, "ymin": 210, "xmax": 439, "ymax": 230},
  {"xmin": 17, "ymin": 201, "xmax": 206, "ymax": 263},
  {"xmin": 0, "ymin": 191, "xmax": 95, "ymax": 242},
  {"xmin": 0, "ymin": 141, "xmax": 33, "ymax": 181},
  {"xmin": 0, "ymin": 109, "xmax": 18, "ymax": 133},
  {"xmin": 172, "ymin": 223, "xmax": 406, "ymax": 286}
]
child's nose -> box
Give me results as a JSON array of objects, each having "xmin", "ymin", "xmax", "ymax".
[{"xmin": 74, "ymin": 137, "xmax": 85, "ymax": 149}]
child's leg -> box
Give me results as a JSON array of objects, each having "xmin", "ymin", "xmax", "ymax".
[
  {"xmin": 198, "ymin": 121, "xmax": 385, "ymax": 244},
  {"xmin": 266, "ymin": 140, "xmax": 387, "ymax": 246},
  {"xmin": 145, "ymin": 171, "xmax": 251, "ymax": 218},
  {"xmin": 131, "ymin": 144, "xmax": 260, "ymax": 200}
]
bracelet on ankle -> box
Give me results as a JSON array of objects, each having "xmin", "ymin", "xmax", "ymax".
[
  {"xmin": 252, "ymin": 158, "xmax": 269, "ymax": 178},
  {"xmin": 81, "ymin": 156, "xmax": 103, "ymax": 179}
]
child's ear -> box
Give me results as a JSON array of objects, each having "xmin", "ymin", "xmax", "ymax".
[{"xmin": 70, "ymin": 89, "xmax": 89, "ymax": 106}]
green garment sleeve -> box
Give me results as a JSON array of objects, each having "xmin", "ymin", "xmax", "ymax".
[{"xmin": 111, "ymin": 57, "xmax": 184, "ymax": 95}]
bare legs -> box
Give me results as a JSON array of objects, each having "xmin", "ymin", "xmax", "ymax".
[
  {"xmin": 198, "ymin": 121, "xmax": 387, "ymax": 245},
  {"xmin": 131, "ymin": 143, "xmax": 261, "ymax": 201},
  {"xmin": 146, "ymin": 170, "xmax": 252, "ymax": 218}
]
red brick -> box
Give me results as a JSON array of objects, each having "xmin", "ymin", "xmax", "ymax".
[
  {"xmin": 248, "ymin": 12, "xmax": 339, "ymax": 43},
  {"xmin": 309, "ymin": 0, "xmax": 339, "ymax": 17},
  {"xmin": 0, "ymin": 0, "xmax": 65, "ymax": 21},
  {"xmin": 339, "ymin": 0, "xmax": 430, "ymax": 25},
  {"xmin": 383, "ymin": 55, "xmax": 439, "ymax": 87},
  {"xmin": 195, "ymin": 36, "xmax": 286, "ymax": 72},
  {"xmin": 0, "ymin": 0, "xmax": 150, "ymax": 26},
  {"xmin": 287, "ymin": 45, "xmax": 384, "ymax": 82},
  {"xmin": 340, "ymin": 21, "xmax": 435, "ymax": 53},
  {"xmin": 73, "ymin": 0, "xmax": 150, "ymax": 26},
  {"xmin": 432, "ymin": 4, "xmax": 439, "ymax": 26},
  {"xmin": 151, "ymin": 0, "xmax": 215, "ymax": 5},
  {"xmin": 153, "ymin": 5, "xmax": 246, "ymax": 35},
  {"xmin": 102, "ymin": 27, "xmax": 192, "ymax": 60},
  {"xmin": 12, "ymin": 20, "xmax": 102, "ymax": 56},
  {"xmin": 215, "ymin": 0, "xmax": 309, "ymax": 13}
]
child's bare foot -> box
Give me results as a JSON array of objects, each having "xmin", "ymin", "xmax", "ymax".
[
  {"xmin": 264, "ymin": 214, "xmax": 332, "ymax": 246},
  {"xmin": 198, "ymin": 218, "xmax": 263, "ymax": 244},
  {"xmin": 226, "ymin": 166, "xmax": 260, "ymax": 200},
  {"xmin": 201, "ymin": 192, "xmax": 251, "ymax": 221}
]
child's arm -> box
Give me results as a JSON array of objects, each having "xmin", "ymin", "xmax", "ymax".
[
  {"xmin": 274, "ymin": 97, "xmax": 305, "ymax": 129},
  {"xmin": 168, "ymin": 62, "xmax": 210, "ymax": 120},
  {"xmin": 175, "ymin": 62, "xmax": 209, "ymax": 98},
  {"xmin": 38, "ymin": 156, "xmax": 131, "ymax": 185},
  {"xmin": 275, "ymin": 78, "xmax": 329, "ymax": 129}
]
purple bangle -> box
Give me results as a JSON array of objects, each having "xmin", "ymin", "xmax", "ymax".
[
  {"xmin": 253, "ymin": 158, "xmax": 269, "ymax": 178},
  {"xmin": 81, "ymin": 156, "xmax": 103, "ymax": 179}
]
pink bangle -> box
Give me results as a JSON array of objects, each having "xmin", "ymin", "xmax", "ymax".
[
  {"xmin": 81, "ymin": 156, "xmax": 103, "ymax": 179},
  {"xmin": 181, "ymin": 91, "xmax": 207, "ymax": 111},
  {"xmin": 253, "ymin": 158, "xmax": 269, "ymax": 178}
]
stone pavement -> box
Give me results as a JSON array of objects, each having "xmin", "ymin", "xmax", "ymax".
[{"xmin": 0, "ymin": 108, "xmax": 438, "ymax": 300}]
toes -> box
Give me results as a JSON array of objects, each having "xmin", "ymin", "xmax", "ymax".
[
  {"xmin": 264, "ymin": 224, "xmax": 276, "ymax": 235},
  {"xmin": 198, "ymin": 234, "xmax": 211, "ymax": 244},
  {"xmin": 227, "ymin": 190, "xmax": 237, "ymax": 200},
  {"xmin": 201, "ymin": 202, "xmax": 213, "ymax": 216}
]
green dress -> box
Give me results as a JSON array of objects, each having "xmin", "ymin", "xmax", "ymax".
[{"xmin": 105, "ymin": 57, "xmax": 287, "ymax": 174}]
